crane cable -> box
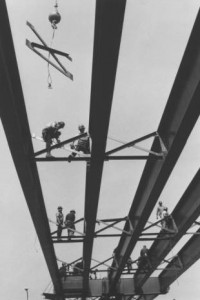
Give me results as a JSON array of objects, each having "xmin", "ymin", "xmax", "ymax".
[{"xmin": 47, "ymin": 25, "xmax": 56, "ymax": 89}]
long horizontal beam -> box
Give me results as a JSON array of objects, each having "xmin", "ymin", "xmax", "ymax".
[
  {"xmin": 82, "ymin": 0, "xmax": 127, "ymax": 293},
  {"xmin": 35, "ymin": 155, "xmax": 161, "ymax": 162},
  {"xmin": 44, "ymin": 277, "xmax": 164, "ymax": 298},
  {"xmin": 0, "ymin": 1, "xmax": 63, "ymax": 298},
  {"xmin": 109, "ymin": 9, "xmax": 200, "ymax": 290},
  {"xmin": 135, "ymin": 168, "xmax": 200, "ymax": 288}
]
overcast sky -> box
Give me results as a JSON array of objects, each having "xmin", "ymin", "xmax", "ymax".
[{"xmin": 1, "ymin": 1, "xmax": 200, "ymax": 300}]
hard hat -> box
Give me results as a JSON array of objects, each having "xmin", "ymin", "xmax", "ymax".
[
  {"xmin": 58, "ymin": 206, "xmax": 62, "ymax": 209},
  {"xmin": 78, "ymin": 124, "xmax": 85, "ymax": 130},
  {"xmin": 70, "ymin": 210, "xmax": 76, "ymax": 213},
  {"xmin": 58, "ymin": 121, "xmax": 65, "ymax": 128}
]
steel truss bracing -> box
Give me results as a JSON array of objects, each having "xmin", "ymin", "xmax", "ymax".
[
  {"xmin": 108, "ymin": 9, "xmax": 200, "ymax": 292},
  {"xmin": 1, "ymin": 0, "xmax": 200, "ymax": 299},
  {"xmin": 134, "ymin": 168, "xmax": 200, "ymax": 289},
  {"xmin": 139, "ymin": 227, "xmax": 200, "ymax": 300}
]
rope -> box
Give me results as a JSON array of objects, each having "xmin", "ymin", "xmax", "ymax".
[
  {"xmin": 43, "ymin": 280, "xmax": 53, "ymax": 293},
  {"xmin": 47, "ymin": 27, "xmax": 56, "ymax": 88}
]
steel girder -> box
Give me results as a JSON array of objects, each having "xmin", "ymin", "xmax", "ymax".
[
  {"xmin": 109, "ymin": 9, "xmax": 200, "ymax": 290},
  {"xmin": 44, "ymin": 277, "xmax": 163, "ymax": 298},
  {"xmin": 134, "ymin": 168, "xmax": 200, "ymax": 288},
  {"xmin": 0, "ymin": 1, "xmax": 63, "ymax": 298},
  {"xmin": 139, "ymin": 227, "xmax": 200, "ymax": 300},
  {"xmin": 82, "ymin": 0, "xmax": 127, "ymax": 293}
]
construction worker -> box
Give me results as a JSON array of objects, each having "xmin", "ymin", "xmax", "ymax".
[
  {"xmin": 56, "ymin": 206, "xmax": 64, "ymax": 240},
  {"xmin": 126, "ymin": 257, "xmax": 133, "ymax": 273},
  {"xmin": 138, "ymin": 245, "xmax": 152, "ymax": 270},
  {"xmin": 162, "ymin": 208, "xmax": 178, "ymax": 233},
  {"xmin": 156, "ymin": 201, "xmax": 166, "ymax": 219},
  {"xmin": 59, "ymin": 262, "xmax": 67, "ymax": 281},
  {"xmin": 68, "ymin": 124, "xmax": 90, "ymax": 162},
  {"xmin": 65, "ymin": 210, "xmax": 76, "ymax": 237},
  {"xmin": 42, "ymin": 121, "xmax": 65, "ymax": 158}
]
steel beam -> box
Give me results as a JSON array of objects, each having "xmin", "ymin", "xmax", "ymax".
[
  {"xmin": 82, "ymin": 0, "xmax": 127, "ymax": 293},
  {"xmin": 109, "ymin": 9, "xmax": 200, "ymax": 290},
  {"xmin": 134, "ymin": 168, "xmax": 200, "ymax": 288},
  {"xmin": 34, "ymin": 133, "xmax": 87, "ymax": 157},
  {"xmin": 139, "ymin": 228, "xmax": 200, "ymax": 300},
  {"xmin": 135, "ymin": 169, "xmax": 200, "ymax": 287},
  {"xmin": 106, "ymin": 132, "xmax": 157, "ymax": 155},
  {"xmin": 43, "ymin": 277, "xmax": 163, "ymax": 299},
  {"xmin": 0, "ymin": 1, "xmax": 63, "ymax": 298}
]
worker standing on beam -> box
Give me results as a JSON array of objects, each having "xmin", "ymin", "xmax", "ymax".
[
  {"xmin": 65, "ymin": 209, "xmax": 76, "ymax": 237},
  {"xmin": 42, "ymin": 121, "xmax": 65, "ymax": 158},
  {"xmin": 156, "ymin": 201, "xmax": 167, "ymax": 219},
  {"xmin": 68, "ymin": 124, "xmax": 90, "ymax": 162},
  {"xmin": 138, "ymin": 245, "xmax": 152, "ymax": 270},
  {"xmin": 59, "ymin": 262, "xmax": 67, "ymax": 281},
  {"xmin": 126, "ymin": 257, "xmax": 133, "ymax": 273},
  {"xmin": 56, "ymin": 206, "xmax": 64, "ymax": 240},
  {"xmin": 162, "ymin": 208, "xmax": 178, "ymax": 233}
]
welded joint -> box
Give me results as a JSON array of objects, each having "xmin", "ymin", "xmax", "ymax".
[
  {"xmin": 156, "ymin": 132, "xmax": 168, "ymax": 156},
  {"xmin": 127, "ymin": 216, "xmax": 134, "ymax": 234}
]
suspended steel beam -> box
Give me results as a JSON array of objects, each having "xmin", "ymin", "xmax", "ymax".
[
  {"xmin": 26, "ymin": 21, "xmax": 73, "ymax": 80},
  {"xmin": 134, "ymin": 168, "xmax": 200, "ymax": 288},
  {"xmin": 109, "ymin": 9, "xmax": 200, "ymax": 290},
  {"xmin": 0, "ymin": 2, "xmax": 63, "ymax": 299},
  {"xmin": 30, "ymin": 42, "xmax": 72, "ymax": 61},
  {"xmin": 82, "ymin": 0, "xmax": 127, "ymax": 294}
]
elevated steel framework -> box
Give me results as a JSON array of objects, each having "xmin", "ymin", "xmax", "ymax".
[
  {"xmin": 109, "ymin": 8, "xmax": 200, "ymax": 292},
  {"xmin": 82, "ymin": 0, "xmax": 127, "ymax": 294},
  {"xmin": 0, "ymin": 1, "xmax": 64, "ymax": 299},
  {"xmin": 1, "ymin": 0, "xmax": 200, "ymax": 299}
]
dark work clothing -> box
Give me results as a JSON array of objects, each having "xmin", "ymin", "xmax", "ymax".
[
  {"xmin": 126, "ymin": 257, "xmax": 133, "ymax": 273},
  {"xmin": 59, "ymin": 265, "xmax": 67, "ymax": 280},
  {"xmin": 140, "ymin": 248, "xmax": 149, "ymax": 257},
  {"xmin": 42, "ymin": 127, "xmax": 61, "ymax": 144},
  {"xmin": 56, "ymin": 212, "xmax": 64, "ymax": 239},
  {"xmin": 138, "ymin": 248, "xmax": 151, "ymax": 270},
  {"xmin": 76, "ymin": 136, "xmax": 90, "ymax": 154},
  {"xmin": 65, "ymin": 212, "xmax": 76, "ymax": 236}
]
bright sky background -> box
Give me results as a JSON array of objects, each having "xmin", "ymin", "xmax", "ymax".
[{"xmin": 1, "ymin": 0, "xmax": 200, "ymax": 300}]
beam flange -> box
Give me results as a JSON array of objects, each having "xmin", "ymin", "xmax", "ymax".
[
  {"xmin": 0, "ymin": 1, "xmax": 63, "ymax": 297},
  {"xmin": 82, "ymin": 0, "xmax": 127, "ymax": 293},
  {"xmin": 135, "ymin": 168, "xmax": 200, "ymax": 288},
  {"xmin": 109, "ymin": 9, "xmax": 200, "ymax": 290}
]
